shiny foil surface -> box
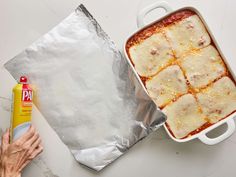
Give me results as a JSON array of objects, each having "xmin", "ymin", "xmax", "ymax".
[{"xmin": 4, "ymin": 4, "xmax": 166, "ymax": 171}]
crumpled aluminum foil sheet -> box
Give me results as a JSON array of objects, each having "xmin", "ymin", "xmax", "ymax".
[{"xmin": 4, "ymin": 4, "xmax": 166, "ymax": 171}]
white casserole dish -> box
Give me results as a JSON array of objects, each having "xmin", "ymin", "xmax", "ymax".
[{"xmin": 123, "ymin": 1, "xmax": 236, "ymax": 145}]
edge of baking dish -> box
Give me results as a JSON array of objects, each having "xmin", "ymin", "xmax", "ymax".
[{"xmin": 123, "ymin": 1, "xmax": 236, "ymax": 145}]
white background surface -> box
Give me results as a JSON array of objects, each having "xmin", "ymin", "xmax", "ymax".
[{"xmin": 0, "ymin": 0, "xmax": 236, "ymax": 177}]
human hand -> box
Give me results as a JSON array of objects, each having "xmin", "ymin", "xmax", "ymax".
[{"xmin": 0, "ymin": 126, "xmax": 43, "ymax": 177}]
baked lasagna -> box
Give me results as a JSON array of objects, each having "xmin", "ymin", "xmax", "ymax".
[{"xmin": 126, "ymin": 10, "xmax": 236, "ymax": 139}]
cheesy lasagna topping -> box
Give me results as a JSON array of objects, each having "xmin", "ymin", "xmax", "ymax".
[
  {"xmin": 163, "ymin": 94, "xmax": 207, "ymax": 139},
  {"xmin": 197, "ymin": 77, "xmax": 236, "ymax": 124},
  {"xmin": 146, "ymin": 65, "xmax": 188, "ymax": 108},
  {"xmin": 126, "ymin": 10, "xmax": 236, "ymax": 139},
  {"xmin": 129, "ymin": 32, "xmax": 174, "ymax": 77},
  {"xmin": 165, "ymin": 15, "xmax": 211, "ymax": 57},
  {"xmin": 179, "ymin": 45, "xmax": 226, "ymax": 90}
]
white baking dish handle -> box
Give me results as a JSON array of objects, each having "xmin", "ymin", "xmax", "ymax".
[
  {"xmin": 198, "ymin": 119, "xmax": 235, "ymax": 145},
  {"xmin": 137, "ymin": 1, "xmax": 173, "ymax": 28}
]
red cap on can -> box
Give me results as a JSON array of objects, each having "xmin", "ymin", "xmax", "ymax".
[{"xmin": 20, "ymin": 76, "xmax": 28, "ymax": 83}]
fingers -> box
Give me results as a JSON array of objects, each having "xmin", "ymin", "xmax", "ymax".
[
  {"xmin": 20, "ymin": 127, "xmax": 43, "ymax": 162},
  {"xmin": 29, "ymin": 144, "xmax": 43, "ymax": 160},
  {"xmin": 1, "ymin": 125, "xmax": 44, "ymax": 174},
  {"xmin": 14, "ymin": 125, "xmax": 36, "ymax": 145},
  {"xmin": 23, "ymin": 131, "xmax": 40, "ymax": 148},
  {"xmin": 31, "ymin": 137, "xmax": 41, "ymax": 150},
  {"xmin": 18, "ymin": 144, "xmax": 43, "ymax": 172},
  {"xmin": 16, "ymin": 138, "xmax": 42, "ymax": 172},
  {"xmin": 27, "ymin": 137, "xmax": 41, "ymax": 155},
  {"xmin": 19, "ymin": 159, "xmax": 31, "ymax": 172},
  {"xmin": 16, "ymin": 130, "xmax": 43, "ymax": 172},
  {"xmin": 1, "ymin": 128, "xmax": 10, "ymax": 150}
]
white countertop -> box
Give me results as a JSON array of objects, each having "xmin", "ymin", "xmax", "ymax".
[{"xmin": 0, "ymin": 0, "xmax": 236, "ymax": 177}]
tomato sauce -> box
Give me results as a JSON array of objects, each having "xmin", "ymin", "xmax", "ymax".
[
  {"xmin": 125, "ymin": 9, "xmax": 236, "ymax": 139},
  {"xmin": 166, "ymin": 110, "xmax": 236, "ymax": 140}
]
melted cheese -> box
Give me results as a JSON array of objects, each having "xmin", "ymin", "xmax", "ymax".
[
  {"xmin": 127, "ymin": 12, "xmax": 236, "ymax": 139},
  {"xmin": 163, "ymin": 94, "xmax": 207, "ymax": 139},
  {"xmin": 165, "ymin": 15, "xmax": 211, "ymax": 58},
  {"xmin": 129, "ymin": 32, "xmax": 174, "ymax": 77},
  {"xmin": 179, "ymin": 45, "xmax": 226, "ymax": 89},
  {"xmin": 197, "ymin": 77, "xmax": 236, "ymax": 123},
  {"xmin": 146, "ymin": 65, "xmax": 188, "ymax": 107}
]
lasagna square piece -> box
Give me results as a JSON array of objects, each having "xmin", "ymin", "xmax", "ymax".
[
  {"xmin": 165, "ymin": 15, "xmax": 211, "ymax": 57},
  {"xmin": 179, "ymin": 45, "xmax": 226, "ymax": 89},
  {"xmin": 197, "ymin": 77, "xmax": 236, "ymax": 123},
  {"xmin": 146, "ymin": 65, "xmax": 188, "ymax": 108},
  {"xmin": 129, "ymin": 32, "xmax": 174, "ymax": 77},
  {"xmin": 163, "ymin": 94, "xmax": 207, "ymax": 139}
]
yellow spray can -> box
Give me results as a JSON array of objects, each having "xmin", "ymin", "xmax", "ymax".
[{"xmin": 11, "ymin": 76, "xmax": 33, "ymax": 142}]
